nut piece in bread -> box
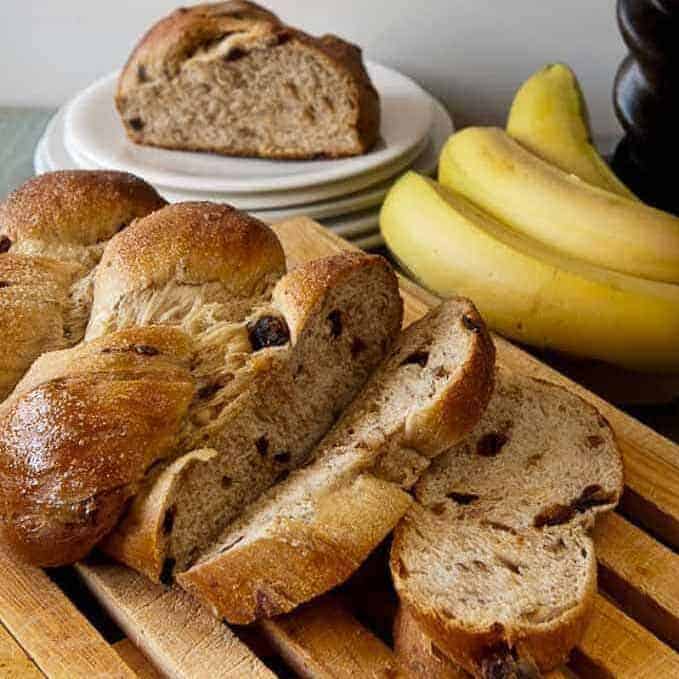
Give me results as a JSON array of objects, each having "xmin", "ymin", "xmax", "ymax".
[
  {"xmin": 178, "ymin": 298, "xmax": 495, "ymax": 623},
  {"xmin": 390, "ymin": 367, "xmax": 623, "ymax": 677},
  {"xmin": 0, "ymin": 170, "xmax": 165, "ymax": 400},
  {"xmin": 0, "ymin": 326, "xmax": 195, "ymax": 567},
  {"xmin": 117, "ymin": 1, "xmax": 380, "ymax": 159}
]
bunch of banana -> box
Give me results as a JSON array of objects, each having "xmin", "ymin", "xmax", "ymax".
[{"xmin": 380, "ymin": 64, "xmax": 679, "ymax": 373}]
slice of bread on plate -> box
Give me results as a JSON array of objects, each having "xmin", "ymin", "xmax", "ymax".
[
  {"xmin": 117, "ymin": 1, "xmax": 380, "ymax": 159},
  {"xmin": 390, "ymin": 367, "xmax": 623, "ymax": 677},
  {"xmin": 178, "ymin": 298, "xmax": 495, "ymax": 624}
]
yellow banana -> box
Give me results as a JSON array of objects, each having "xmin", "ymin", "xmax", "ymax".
[
  {"xmin": 438, "ymin": 127, "xmax": 679, "ymax": 283},
  {"xmin": 507, "ymin": 63, "xmax": 636, "ymax": 199},
  {"xmin": 380, "ymin": 172, "xmax": 679, "ymax": 373}
]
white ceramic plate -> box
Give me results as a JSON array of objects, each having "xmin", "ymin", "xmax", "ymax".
[
  {"xmin": 65, "ymin": 125, "xmax": 427, "ymax": 209},
  {"xmin": 36, "ymin": 133, "xmax": 383, "ymax": 245},
  {"xmin": 326, "ymin": 206, "xmax": 379, "ymax": 237},
  {"xmin": 37, "ymin": 97, "xmax": 453, "ymax": 218},
  {"xmin": 64, "ymin": 62, "xmax": 433, "ymax": 193}
]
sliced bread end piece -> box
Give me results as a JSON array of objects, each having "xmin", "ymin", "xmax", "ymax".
[
  {"xmin": 395, "ymin": 605, "xmax": 571, "ymax": 679},
  {"xmin": 392, "ymin": 505, "xmax": 596, "ymax": 677},
  {"xmin": 178, "ymin": 298, "xmax": 495, "ymax": 623},
  {"xmin": 390, "ymin": 368, "xmax": 622, "ymax": 677}
]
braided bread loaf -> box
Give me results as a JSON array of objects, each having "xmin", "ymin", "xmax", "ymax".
[
  {"xmin": 0, "ymin": 175, "xmax": 406, "ymax": 568},
  {"xmin": 0, "ymin": 173, "xmax": 497, "ymax": 633}
]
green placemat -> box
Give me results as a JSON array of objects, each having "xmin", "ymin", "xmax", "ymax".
[{"xmin": 0, "ymin": 108, "xmax": 53, "ymax": 195}]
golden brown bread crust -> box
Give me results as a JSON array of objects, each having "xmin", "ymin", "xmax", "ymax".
[
  {"xmin": 119, "ymin": 0, "xmax": 279, "ymax": 86},
  {"xmin": 408, "ymin": 588, "xmax": 596, "ymax": 672},
  {"xmin": 394, "ymin": 605, "xmax": 469, "ymax": 679},
  {"xmin": 0, "ymin": 255, "xmax": 85, "ymax": 400},
  {"xmin": 116, "ymin": 1, "xmax": 380, "ymax": 158},
  {"xmin": 394, "ymin": 603, "xmax": 592, "ymax": 678},
  {"xmin": 0, "ymin": 170, "xmax": 166, "ymax": 261},
  {"xmin": 405, "ymin": 306, "xmax": 495, "ymax": 457},
  {"xmin": 87, "ymin": 201, "xmax": 285, "ymax": 337},
  {"xmin": 97, "ymin": 201, "xmax": 284, "ymax": 291},
  {"xmin": 0, "ymin": 326, "xmax": 195, "ymax": 567},
  {"xmin": 0, "ymin": 170, "xmax": 165, "ymax": 400},
  {"xmin": 178, "ymin": 474, "xmax": 412, "ymax": 623},
  {"xmin": 273, "ymin": 252, "xmax": 400, "ymax": 342}
]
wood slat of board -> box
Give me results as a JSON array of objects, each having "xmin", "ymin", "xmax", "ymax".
[
  {"xmin": 260, "ymin": 596, "xmax": 407, "ymax": 678},
  {"xmin": 113, "ymin": 640, "xmax": 162, "ymax": 679},
  {"xmin": 572, "ymin": 595, "xmax": 679, "ymax": 678},
  {"xmin": 594, "ymin": 512, "xmax": 679, "ymax": 651},
  {"xmin": 76, "ymin": 561, "xmax": 275, "ymax": 679},
  {"xmin": 0, "ymin": 551, "xmax": 134, "ymax": 678},
  {"xmin": 263, "ymin": 596, "xmax": 570, "ymax": 679},
  {"xmin": 273, "ymin": 218, "xmax": 679, "ymax": 550},
  {"xmin": 0, "ymin": 621, "xmax": 43, "ymax": 678}
]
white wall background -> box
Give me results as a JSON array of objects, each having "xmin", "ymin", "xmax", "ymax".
[{"xmin": 0, "ymin": 0, "xmax": 625, "ymax": 138}]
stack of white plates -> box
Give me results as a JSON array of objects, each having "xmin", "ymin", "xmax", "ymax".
[{"xmin": 34, "ymin": 62, "xmax": 453, "ymax": 250}]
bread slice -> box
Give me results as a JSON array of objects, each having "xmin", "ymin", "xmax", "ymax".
[
  {"xmin": 390, "ymin": 367, "xmax": 623, "ymax": 677},
  {"xmin": 0, "ymin": 170, "xmax": 165, "ymax": 400},
  {"xmin": 116, "ymin": 1, "xmax": 380, "ymax": 159},
  {"xmin": 100, "ymin": 239, "xmax": 404, "ymax": 581},
  {"xmin": 178, "ymin": 299, "xmax": 495, "ymax": 624}
]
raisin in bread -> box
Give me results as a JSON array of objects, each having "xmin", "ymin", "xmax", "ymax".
[
  {"xmin": 0, "ymin": 171, "xmax": 165, "ymax": 400},
  {"xmin": 0, "ymin": 200, "xmax": 404, "ymax": 569},
  {"xmin": 390, "ymin": 367, "xmax": 623, "ymax": 677},
  {"xmin": 178, "ymin": 299, "xmax": 495, "ymax": 624},
  {"xmin": 116, "ymin": 1, "xmax": 380, "ymax": 159}
]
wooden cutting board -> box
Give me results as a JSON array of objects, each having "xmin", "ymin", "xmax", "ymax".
[{"xmin": 1, "ymin": 217, "xmax": 678, "ymax": 678}]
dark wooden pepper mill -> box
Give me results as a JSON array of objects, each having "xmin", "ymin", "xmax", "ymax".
[{"xmin": 612, "ymin": 0, "xmax": 679, "ymax": 214}]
